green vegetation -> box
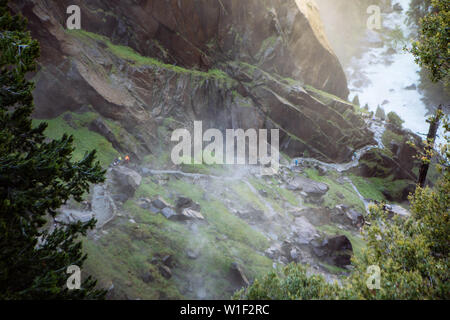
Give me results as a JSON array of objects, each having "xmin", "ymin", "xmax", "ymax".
[
  {"xmin": 349, "ymin": 175, "xmax": 386, "ymax": 202},
  {"xmin": 409, "ymin": 0, "xmax": 449, "ymax": 90},
  {"xmin": 234, "ymin": 263, "xmax": 341, "ymax": 300},
  {"xmin": 33, "ymin": 112, "xmax": 119, "ymax": 167},
  {"xmin": 320, "ymin": 263, "xmax": 348, "ymax": 275},
  {"xmin": 67, "ymin": 29, "xmax": 235, "ymax": 85},
  {"xmin": 305, "ymin": 85, "xmax": 360, "ymax": 112},
  {"xmin": 238, "ymin": 167, "xmax": 449, "ymax": 299},
  {"xmin": 0, "ymin": 2, "xmax": 105, "ymax": 299},
  {"xmin": 85, "ymin": 175, "xmax": 274, "ymax": 299},
  {"xmin": 375, "ymin": 106, "xmax": 386, "ymax": 120},
  {"xmin": 382, "ymin": 129, "xmax": 404, "ymax": 152},
  {"xmin": 238, "ymin": 116, "xmax": 450, "ymax": 300},
  {"xmin": 407, "ymin": 0, "xmax": 450, "ymax": 107},
  {"xmin": 256, "ymin": 36, "xmax": 278, "ymax": 61},
  {"xmin": 305, "ymin": 169, "xmax": 365, "ymax": 213},
  {"xmin": 387, "ymin": 111, "xmax": 404, "ymax": 128}
]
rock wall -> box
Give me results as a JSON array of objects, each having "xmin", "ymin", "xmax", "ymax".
[{"xmin": 11, "ymin": 0, "xmax": 374, "ymax": 163}]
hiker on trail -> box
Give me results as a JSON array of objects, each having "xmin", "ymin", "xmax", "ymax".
[
  {"xmin": 124, "ymin": 155, "xmax": 130, "ymax": 165},
  {"xmin": 295, "ymin": 159, "xmax": 299, "ymax": 166},
  {"xmin": 113, "ymin": 157, "xmax": 121, "ymax": 166}
]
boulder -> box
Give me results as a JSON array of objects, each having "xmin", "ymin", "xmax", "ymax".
[
  {"xmin": 345, "ymin": 208, "xmax": 365, "ymax": 227},
  {"xmin": 137, "ymin": 198, "xmax": 152, "ymax": 209},
  {"xmin": 162, "ymin": 255, "xmax": 174, "ymax": 268},
  {"xmin": 331, "ymin": 205, "xmax": 365, "ymax": 228},
  {"xmin": 152, "ymin": 196, "xmax": 172, "ymax": 210},
  {"xmin": 141, "ymin": 272, "xmax": 154, "ymax": 284},
  {"xmin": 176, "ymin": 208, "xmax": 205, "ymax": 221},
  {"xmin": 158, "ymin": 265, "xmax": 172, "ymax": 279},
  {"xmin": 161, "ymin": 207, "xmax": 177, "ymax": 219},
  {"xmin": 175, "ymin": 196, "xmax": 201, "ymax": 211},
  {"xmin": 175, "ymin": 196, "xmax": 193, "ymax": 209},
  {"xmin": 317, "ymin": 166, "xmax": 328, "ymax": 176},
  {"xmin": 186, "ymin": 249, "xmax": 200, "ymax": 260},
  {"xmin": 316, "ymin": 235, "xmax": 353, "ymax": 267},
  {"xmin": 230, "ymin": 263, "xmax": 249, "ymax": 287},
  {"xmin": 385, "ymin": 204, "xmax": 411, "ymax": 218},
  {"xmin": 288, "ymin": 177, "xmax": 329, "ymax": 196},
  {"xmin": 323, "ymin": 235, "xmax": 352, "ymax": 251},
  {"xmin": 56, "ymin": 210, "xmax": 93, "ymax": 224},
  {"xmin": 112, "ymin": 194, "xmax": 129, "ymax": 203},
  {"xmin": 290, "ymin": 248, "xmax": 300, "ymax": 262},
  {"xmin": 111, "ymin": 166, "xmax": 142, "ymax": 198},
  {"xmin": 291, "ymin": 217, "xmax": 320, "ymax": 245},
  {"xmin": 265, "ymin": 244, "xmax": 283, "ymax": 260}
]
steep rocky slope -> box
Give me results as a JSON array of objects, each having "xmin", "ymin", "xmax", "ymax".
[
  {"xmin": 10, "ymin": 0, "xmax": 424, "ymax": 300},
  {"xmin": 12, "ymin": 0, "xmax": 374, "ymax": 163}
]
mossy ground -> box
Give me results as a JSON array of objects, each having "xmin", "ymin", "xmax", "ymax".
[
  {"xmin": 33, "ymin": 111, "xmax": 119, "ymax": 167},
  {"xmin": 83, "ymin": 175, "xmax": 273, "ymax": 299},
  {"xmin": 305, "ymin": 169, "xmax": 366, "ymax": 213},
  {"xmin": 67, "ymin": 29, "xmax": 235, "ymax": 87}
]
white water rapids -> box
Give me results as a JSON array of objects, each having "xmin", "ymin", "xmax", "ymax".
[{"xmin": 346, "ymin": 0, "xmax": 432, "ymax": 136}]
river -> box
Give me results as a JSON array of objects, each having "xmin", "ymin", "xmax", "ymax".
[{"xmin": 345, "ymin": 0, "xmax": 434, "ymax": 137}]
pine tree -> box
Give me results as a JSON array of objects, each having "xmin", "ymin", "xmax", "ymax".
[
  {"xmin": 0, "ymin": 0, "xmax": 106, "ymax": 299},
  {"xmin": 352, "ymin": 95, "xmax": 360, "ymax": 107},
  {"xmin": 375, "ymin": 105, "xmax": 386, "ymax": 120}
]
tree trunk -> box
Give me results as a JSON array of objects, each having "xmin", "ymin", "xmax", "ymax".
[{"xmin": 417, "ymin": 105, "xmax": 443, "ymax": 188}]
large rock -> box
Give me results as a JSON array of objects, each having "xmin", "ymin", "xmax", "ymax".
[
  {"xmin": 12, "ymin": 0, "xmax": 374, "ymax": 163},
  {"xmin": 158, "ymin": 265, "xmax": 172, "ymax": 279},
  {"xmin": 161, "ymin": 207, "xmax": 177, "ymax": 220},
  {"xmin": 291, "ymin": 216, "xmax": 320, "ymax": 244},
  {"xmin": 111, "ymin": 166, "xmax": 142, "ymax": 198},
  {"xmin": 288, "ymin": 176, "xmax": 329, "ymax": 196},
  {"xmin": 385, "ymin": 204, "xmax": 411, "ymax": 218},
  {"xmin": 331, "ymin": 205, "xmax": 365, "ymax": 228},
  {"xmin": 315, "ymin": 235, "xmax": 353, "ymax": 267},
  {"xmin": 229, "ymin": 263, "xmax": 249, "ymax": 287},
  {"xmin": 175, "ymin": 197, "xmax": 201, "ymax": 211},
  {"xmin": 55, "ymin": 209, "xmax": 93, "ymax": 224},
  {"xmin": 176, "ymin": 208, "xmax": 205, "ymax": 221},
  {"xmin": 152, "ymin": 196, "xmax": 172, "ymax": 210}
]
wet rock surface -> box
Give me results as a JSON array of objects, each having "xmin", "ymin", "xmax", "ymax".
[
  {"xmin": 16, "ymin": 0, "xmax": 425, "ymax": 301},
  {"xmin": 11, "ymin": 0, "xmax": 375, "ymax": 163},
  {"xmin": 111, "ymin": 166, "xmax": 142, "ymax": 199}
]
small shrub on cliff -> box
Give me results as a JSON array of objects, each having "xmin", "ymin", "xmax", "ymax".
[
  {"xmin": 233, "ymin": 264, "xmax": 343, "ymax": 300},
  {"xmin": 375, "ymin": 106, "xmax": 386, "ymax": 120},
  {"xmin": 387, "ymin": 111, "xmax": 404, "ymax": 128}
]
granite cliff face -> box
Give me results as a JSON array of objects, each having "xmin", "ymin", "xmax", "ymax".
[
  {"xmin": 8, "ymin": 0, "xmax": 426, "ymax": 300},
  {"xmin": 11, "ymin": 0, "xmax": 374, "ymax": 163}
]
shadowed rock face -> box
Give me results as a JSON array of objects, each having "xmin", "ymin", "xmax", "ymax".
[{"xmin": 11, "ymin": 0, "xmax": 374, "ymax": 162}]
